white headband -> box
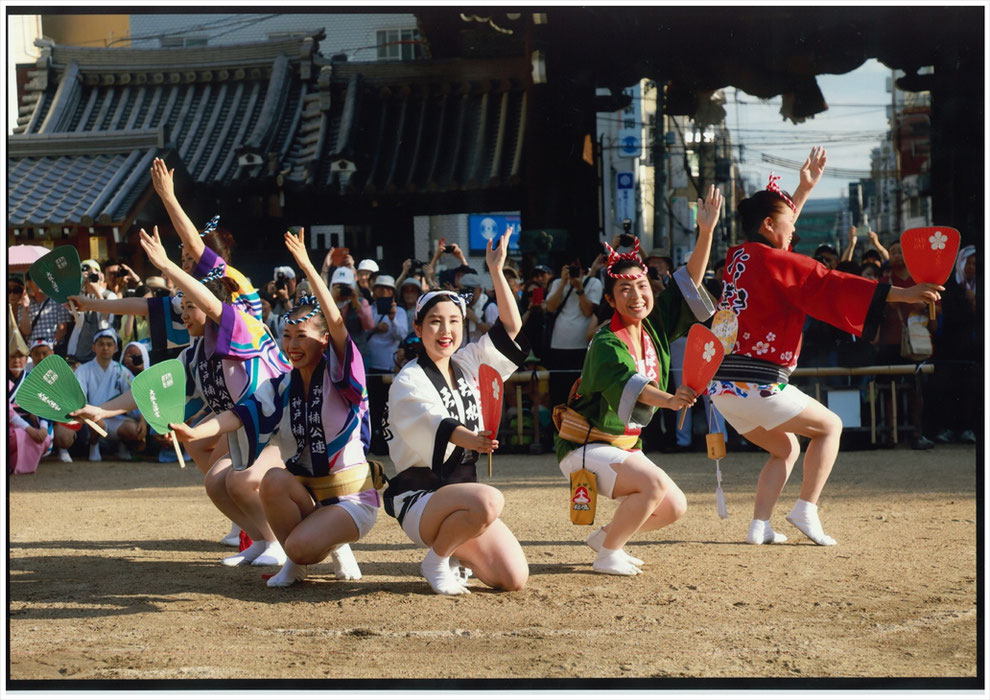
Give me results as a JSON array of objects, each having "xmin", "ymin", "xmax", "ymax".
[{"xmin": 414, "ymin": 290, "xmax": 467, "ymax": 322}]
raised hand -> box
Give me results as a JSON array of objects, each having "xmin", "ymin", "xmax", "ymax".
[
  {"xmin": 486, "ymin": 224, "xmax": 512, "ymax": 273},
  {"xmin": 798, "ymin": 145, "xmax": 827, "ymax": 190},
  {"xmin": 696, "ymin": 184, "xmax": 723, "ymax": 234},
  {"xmin": 150, "ymin": 157, "xmax": 176, "ymax": 201},
  {"xmin": 139, "ymin": 226, "xmax": 172, "ymax": 272},
  {"xmin": 283, "ymin": 227, "xmax": 312, "ymax": 271}
]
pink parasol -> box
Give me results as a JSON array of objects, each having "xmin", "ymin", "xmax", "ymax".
[{"xmin": 8, "ymin": 245, "xmax": 52, "ymax": 271}]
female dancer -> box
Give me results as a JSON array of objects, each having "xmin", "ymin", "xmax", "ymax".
[
  {"xmin": 383, "ymin": 226, "xmax": 530, "ymax": 595},
  {"xmin": 74, "ymin": 228, "xmax": 291, "ymax": 565},
  {"xmin": 554, "ymin": 186, "xmax": 722, "ymax": 576},
  {"xmin": 708, "ymin": 147, "xmax": 942, "ymax": 546},
  {"xmin": 172, "ymin": 228, "xmax": 377, "ymax": 587}
]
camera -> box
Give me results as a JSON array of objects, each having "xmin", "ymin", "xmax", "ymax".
[
  {"xmin": 648, "ymin": 267, "xmax": 660, "ymax": 281},
  {"xmin": 87, "ymin": 272, "xmax": 100, "ymax": 283},
  {"xmin": 622, "ymin": 218, "xmax": 633, "ymax": 234},
  {"xmin": 619, "ymin": 233, "xmax": 635, "ymax": 247},
  {"xmin": 274, "ymin": 279, "xmax": 287, "ymax": 292},
  {"xmin": 410, "ymin": 259, "xmax": 424, "ymax": 273},
  {"xmin": 567, "ymin": 265, "xmax": 581, "ymax": 278},
  {"xmin": 154, "ymin": 288, "xmax": 171, "ymax": 299},
  {"xmin": 444, "ymin": 245, "xmax": 456, "ymax": 254}
]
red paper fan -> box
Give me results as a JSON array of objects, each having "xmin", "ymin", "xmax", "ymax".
[{"xmin": 900, "ymin": 226, "xmax": 960, "ymax": 286}]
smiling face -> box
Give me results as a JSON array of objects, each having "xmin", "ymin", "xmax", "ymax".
[
  {"xmin": 607, "ymin": 274, "xmax": 653, "ymax": 323},
  {"xmin": 180, "ymin": 248, "xmax": 197, "ymax": 274},
  {"xmin": 414, "ymin": 300, "xmax": 463, "ymax": 362},
  {"xmin": 760, "ymin": 205, "xmax": 796, "ymax": 250},
  {"xmin": 179, "ymin": 297, "xmax": 207, "ymax": 337},
  {"xmin": 281, "ymin": 317, "xmax": 328, "ymax": 370}
]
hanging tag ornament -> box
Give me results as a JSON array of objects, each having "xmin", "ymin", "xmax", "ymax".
[
  {"xmin": 900, "ymin": 226, "xmax": 959, "ymax": 320},
  {"xmin": 569, "ymin": 468, "xmax": 597, "ymax": 525},
  {"xmin": 710, "ymin": 309, "xmax": 739, "ymax": 355}
]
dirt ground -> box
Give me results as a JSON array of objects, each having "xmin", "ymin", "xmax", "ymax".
[{"xmin": 7, "ymin": 443, "xmax": 981, "ymax": 686}]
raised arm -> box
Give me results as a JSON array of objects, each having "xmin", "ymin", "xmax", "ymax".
[
  {"xmin": 150, "ymin": 157, "xmax": 205, "ymax": 261},
  {"xmin": 139, "ymin": 227, "xmax": 223, "ymax": 322},
  {"xmin": 841, "ymin": 226, "xmax": 858, "ymax": 263},
  {"xmin": 685, "ymin": 184, "xmax": 722, "ymax": 288},
  {"xmin": 284, "ymin": 228, "xmax": 348, "ymax": 357},
  {"xmin": 790, "ymin": 145, "xmax": 827, "ymax": 220},
  {"xmin": 867, "ymin": 229, "xmax": 890, "ymax": 261},
  {"xmin": 486, "ymin": 226, "xmax": 522, "ymax": 339}
]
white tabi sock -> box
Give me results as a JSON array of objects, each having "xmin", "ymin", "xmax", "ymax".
[
  {"xmin": 220, "ymin": 522, "xmax": 242, "ymax": 547},
  {"xmin": 88, "ymin": 443, "xmax": 102, "ymax": 462},
  {"xmin": 785, "ymin": 499, "xmax": 837, "ymax": 546},
  {"xmin": 449, "ymin": 556, "xmax": 472, "ymax": 584},
  {"xmin": 746, "ymin": 518, "xmax": 788, "ymax": 545},
  {"xmin": 267, "ymin": 559, "xmax": 308, "ymax": 588},
  {"xmin": 250, "ymin": 540, "xmax": 287, "ymax": 566},
  {"xmin": 223, "ymin": 540, "xmax": 269, "ymax": 566},
  {"xmin": 330, "ymin": 543, "xmax": 362, "ymax": 580},
  {"xmin": 584, "ymin": 527, "xmax": 645, "ymax": 566},
  {"xmin": 592, "ymin": 546, "xmax": 642, "ymax": 576},
  {"xmin": 57, "ymin": 448, "xmax": 72, "ymax": 463},
  {"xmin": 421, "ymin": 547, "xmax": 470, "ymax": 595}
]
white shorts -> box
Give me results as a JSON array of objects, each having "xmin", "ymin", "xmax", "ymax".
[
  {"xmin": 390, "ymin": 490, "xmax": 435, "ymax": 548},
  {"xmin": 558, "ymin": 444, "xmax": 639, "ymax": 499},
  {"xmin": 103, "ymin": 415, "xmax": 127, "ymax": 441},
  {"xmin": 711, "ymin": 383, "xmax": 811, "ymax": 435},
  {"xmin": 327, "ymin": 499, "xmax": 378, "ymax": 539}
]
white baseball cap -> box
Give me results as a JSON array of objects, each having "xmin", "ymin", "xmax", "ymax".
[
  {"xmin": 373, "ymin": 275, "xmax": 396, "ymax": 289},
  {"xmin": 331, "ymin": 267, "xmax": 356, "ymax": 287},
  {"xmin": 357, "ymin": 259, "xmax": 379, "ymax": 273}
]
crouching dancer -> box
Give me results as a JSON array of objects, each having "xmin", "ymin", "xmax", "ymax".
[
  {"xmin": 172, "ymin": 228, "xmax": 378, "ymax": 587},
  {"xmin": 383, "ymin": 227, "xmax": 530, "ymax": 595}
]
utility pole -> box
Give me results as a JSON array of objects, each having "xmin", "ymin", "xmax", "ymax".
[
  {"xmin": 652, "ymin": 81, "xmax": 668, "ymax": 255},
  {"xmin": 892, "ymin": 69, "xmax": 903, "ymax": 235}
]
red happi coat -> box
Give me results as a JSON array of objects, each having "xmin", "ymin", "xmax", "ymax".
[{"xmin": 718, "ymin": 242, "xmax": 880, "ymax": 369}]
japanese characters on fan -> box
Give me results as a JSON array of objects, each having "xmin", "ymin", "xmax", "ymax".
[
  {"xmin": 707, "ymin": 146, "xmax": 942, "ymax": 548},
  {"xmin": 554, "ymin": 185, "xmax": 722, "ymax": 577},
  {"xmin": 382, "ymin": 226, "xmax": 532, "ymax": 596},
  {"xmin": 170, "ymin": 227, "xmax": 378, "ymax": 586}
]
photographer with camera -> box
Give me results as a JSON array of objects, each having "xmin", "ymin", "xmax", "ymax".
[
  {"xmin": 428, "ymin": 238, "xmax": 470, "ymax": 288},
  {"xmin": 329, "ymin": 264, "xmax": 374, "ymax": 360},
  {"xmin": 545, "ymin": 256, "xmax": 603, "ymax": 409},
  {"xmin": 65, "ymin": 260, "xmax": 118, "ymax": 363},
  {"xmin": 103, "ymin": 260, "xmax": 141, "ymax": 299},
  {"xmin": 396, "ymin": 257, "xmax": 433, "ymax": 293},
  {"xmin": 366, "ymin": 274, "xmax": 408, "ymax": 454},
  {"xmin": 269, "ymin": 266, "xmax": 297, "ymax": 320},
  {"xmin": 356, "ymin": 260, "xmax": 379, "ymax": 303}
]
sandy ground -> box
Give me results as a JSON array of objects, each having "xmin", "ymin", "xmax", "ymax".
[{"xmin": 7, "ymin": 443, "xmax": 980, "ymax": 685}]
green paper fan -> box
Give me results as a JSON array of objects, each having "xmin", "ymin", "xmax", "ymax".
[
  {"xmin": 27, "ymin": 245, "xmax": 82, "ymax": 304},
  {"xmin": 130, "ymin": 359, "xmax": 186, "ymax": 435},
  {"xmin": 13, "ymin": 354, "xmax": 87, "ymax": 423}
]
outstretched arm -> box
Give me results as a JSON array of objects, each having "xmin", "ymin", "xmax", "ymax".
[
  {"xmin": 685, "ymin": 184, "xmax": 723, "ymax": 288},
  {"xmin": 790, "ymin": 145, "xmax": 827, "ymax": 220},
  {"xmin": 486, "ymin": 226, "xmax": 522, "ymax": 339},
  {"xmin": 71, "ymin": 389, "xmax": 138, "ymax": 422},
  {"xmin": 150, "ymin": 157, "xmax": 205, "ymax": 261},
  {"xmin": 139, "ymin": 227, "xmax": 223, "ymax": 322},
  {"xmin": 66, "ymin": 295, "xmax": 150, "ymax": 317},
  {"xmin": 284, "ymin": 228, "xmax": 348, "ymax": 358},
  {"xmin": 170, "ymin": 410, "xmax": 243, "ymax": 443}
]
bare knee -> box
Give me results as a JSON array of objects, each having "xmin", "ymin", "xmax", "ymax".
[
  {"xmin": 468, "ymin": 486, "xmax": 504, "ymax": 525},
  {"xmin": 284, "ymin": 533, "xmax": 320, "ymax": 565},
  {"xmin": 496, "ymin": 564, "xmax": 529, "ymax": 592},
  {"xmin": 664, "ymin": 487, "xmax": 688, "ymax": 522},
  {"xmin": 259, "ymin": 469, "xmax": 291, "ymax": 504},
  {"xmin": 204, "ymin": 466, "xmax": 229, "ymax": 501},
  {"xmin": 226, "ymin": 469, "xmax": 258, "ymax": 501}
]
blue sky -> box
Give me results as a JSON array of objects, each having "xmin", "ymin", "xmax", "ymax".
[{"xmin": 730, "ymin": 59, "xmax": 894, "ymax": 201}]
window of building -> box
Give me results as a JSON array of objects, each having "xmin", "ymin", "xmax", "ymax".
[
  {"xmin": 376, "ymin": 28, "xmax": 423, "ymax": 61},
  {"xmin": 267, "ymin": 31, "xmax": 309, "ymax": 41},
  {"xmin": 160, "ymin": 35, "xmax": 208, "ymax": 48}
]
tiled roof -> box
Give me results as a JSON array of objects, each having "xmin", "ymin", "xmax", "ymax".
[
  {"xmin": 8, "ymin": 34, "xmax": 530, "ymax": 228},
  {"xmin": 283, "ymin": 57, "xmax": 530, "ymax": 194},
  {"xmin": 8, "ymin": 35, "xmax": 322, "ymax": 227}
]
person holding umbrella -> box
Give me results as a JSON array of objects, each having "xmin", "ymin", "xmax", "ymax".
[{"xmin": 553, "ymin": 186, "xmax": 722, "ymax": 577}]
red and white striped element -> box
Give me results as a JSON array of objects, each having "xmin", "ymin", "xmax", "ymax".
[
  {"xmin": 604, "ymin": 238, "xmax": 648, "ymax": 280},
  {"xmin": 766, "ymin": 172, "xmax": 796, "ymax": 212}
]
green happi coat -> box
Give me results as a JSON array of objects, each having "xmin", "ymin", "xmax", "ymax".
[{"xmin": 554, "ymin": 267, "xmax": 715, "ymax": 463}]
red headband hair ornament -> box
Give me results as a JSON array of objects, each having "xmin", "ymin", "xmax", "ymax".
[
  {"xmin": 766, "ymin": 172, "xmax": 797, "ymax": 212},
  {"xmin": 604, "ymin": 238, "xmax": 648, "ymax": 280}
]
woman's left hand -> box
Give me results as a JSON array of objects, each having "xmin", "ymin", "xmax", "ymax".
[
  {"xmin": 486, "ymin": 225, "xmax": 513, "ymax": 273},
  {"xmin": 139, "ymin": 226, "xmax": 172, "ymax": 272},
  {"xmin": 799, "ymin": 145, "xmax": 827, "ymax": 189},
  {"xmin": 696, "ymin": 184, "xmax": 723, "ymax": 234}
]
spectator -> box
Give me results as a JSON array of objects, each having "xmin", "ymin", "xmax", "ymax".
[
  {"xmin": 356, "ymin": 260, "xmax": 379, "ymax": 303},
  {"xmin": 485, "ymin": 268, "xmax": 521, "ymax": 333},
  {"xmin": 860, "ymin": 260, "xmax": 881, "ymax": 281},
  {"xmin": 329, "ymin": 266, "xmax": 374, "ymax": 359},
  {"xmin": 397, "ymin": 278, "xmax": 423, "ymax": 331},
  {"xmin": 69, "ymin": 329, "xmax": 146, "ymax": 462},
  {"xmin": 933, "ymin": 245, "xmax": 978, "ymax": 444},
  {"xmin": 395, "ymin": 258, "xmax": 432, "ymax": 293},
  {"xmin": 8, "ymin": 372, "xmax": 52, "ymax": 474},
  {"xmin": 876, "ymin": 241, "xmax": 937, "ymax": 450},
  {"xmin": 118, "ymin": 284, "xmax": 154, "ymax": 346},
  {"xmin": 102, "ymin": 260, "xmax": 141, "ymax": 299},
  {"xmin": 16, "ymin": 273, "xmax": 72, "ymax": 348},
  {"xmin": 269, "ymin": 266, "xmax": 296, "ymax": 319},
  {"xmin": 121, "ymin": 339, "xmax": 150, "ymax": 377},
  {"xmin": 65, "ymin": 260, "xmax": 117, "ymax": 363},
  {"xmin": 366, "ymin": 274, "xmax": 407, "ymax": 454},
  {"xmin": 813, "ymin": 244, "xmax": 840, "ymax": 270},
  {"xmin": 545, "ymin": 258, "xmax": 603, "ymax": 409},
  {"xmin": 520, "ymin": 264, "xmax": 552, "ymax": 360},
  {"xmin": 459, "ymin": 273, "xmax": 489, "ymax": 344}
]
